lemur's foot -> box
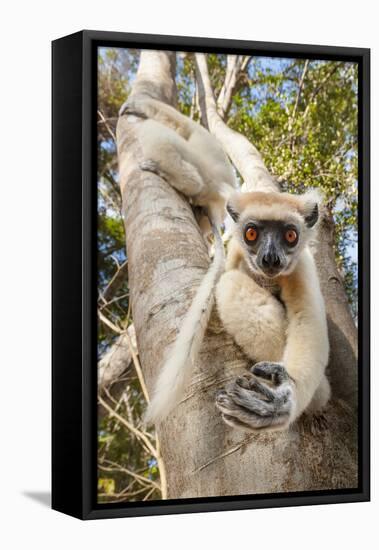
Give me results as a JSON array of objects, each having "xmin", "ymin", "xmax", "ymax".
[
  {"xmin": 139, "ymin": 160, "xmax": 168, "ymax": 182},
  {"xmin": 119, "ymin": 98, "xmax": 149, "ymax": 118},
  {"xmin": 216, "ymin": 362, "xmax": 295, "ymax": 432}
]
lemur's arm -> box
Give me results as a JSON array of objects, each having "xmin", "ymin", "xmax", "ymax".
[
  {"xmin": 279, "ymin": 248, "xmax": 329, "ymax": 420},
  {"xmin": 215, "ymin": 248, "xmax": 329, "ymax": 432}
]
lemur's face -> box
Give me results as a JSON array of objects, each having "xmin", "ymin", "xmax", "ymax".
[
  {"xmin": 227, "ymin": 190, "xmax": 320, "ymax": 279},
  {"xmin": 241, "ymin": 219, "xmax": 301, "ymax": 278}
]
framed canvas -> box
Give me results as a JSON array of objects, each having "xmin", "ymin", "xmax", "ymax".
[{"xmin": 52, "ymin": 30, "xmax": 370, "ymax": 520}]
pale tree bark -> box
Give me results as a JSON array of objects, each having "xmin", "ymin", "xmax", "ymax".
[
  {"xmin": 314, "ymin": 212, "xmax": 358, "ymax": 408},
  {"xmin": 195, "ymin": 53, "xmax": 278, "ymax": 193},
  {"xmin": 116, "ymin": 51, "xmax": 358, "ymax": 499},
  {"xmin": 216, "ymin": 55, "xmax": 250, "ymax": 119}
]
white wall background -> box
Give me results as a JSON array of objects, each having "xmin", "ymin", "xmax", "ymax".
[{"xmin": 0, "ymin": 1, "xmax": 376, "ymax": 548}]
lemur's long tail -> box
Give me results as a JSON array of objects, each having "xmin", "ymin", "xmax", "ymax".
[{"xmin": 145, "ymin": 217, "xmax": 225, "ymax": 424}]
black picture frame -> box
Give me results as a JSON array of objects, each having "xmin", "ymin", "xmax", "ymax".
[{"xmin": 52, "ymin": 30, "xmax": 370, "ymax": 520}]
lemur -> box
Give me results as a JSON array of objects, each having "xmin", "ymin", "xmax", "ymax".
[
  {"xmin": 215, "ymin": 190, "xmax": 330, "ymax": 431},
  {"xmin": 119, "ymin": 97, "xmax": 330, "ymax": 431},
  {"xmin": 119, "ymin": 94, "xmax": 237, "ymax": 423}
]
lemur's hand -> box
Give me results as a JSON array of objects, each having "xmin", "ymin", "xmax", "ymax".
[{"xmin": 216, "ymin": 362, "xmax": 295, "ymax": 431}]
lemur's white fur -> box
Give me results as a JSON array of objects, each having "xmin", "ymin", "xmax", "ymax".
[
  {"xmin": 215, "ymin": 190, "xmax": 330, "ymax": 431},
  {"xmin": 119, "ymin": 95, "xmax": 236, "ymax": 423}
]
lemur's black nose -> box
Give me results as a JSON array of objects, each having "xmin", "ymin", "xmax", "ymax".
[{"xmin": 262, "ymin": 252, "xmax": 281, "ymax": 269}]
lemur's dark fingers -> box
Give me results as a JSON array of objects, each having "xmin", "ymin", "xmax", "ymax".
[
  {"xmin": 239, "ymin": 376, "xmax": 276, "ymax": 401},
  {"xmin": 234, "ymin": 375, "xmax": 270, "ymax": 394},
  {"xmin": 227, "ymin": 379, "xmax": 276, "ymax": 407},
  {"xmin": 228, "ymin": 384, "xmax": 292, "ymax": 415},
  {"xmin": 216, "ymin": 392, "xmax": 280, "ymax": 428},
  {"xmin": 216, "ymin": 388, "xmax": 292, "ymax": 423},
  {"xmin": 233, "ymin": 375, "xmax": 291, "ymax": 404},
  {"xmin": 233, "ymin": 375, "xmax": 250, "ymax": 389},
  {"xmin": 251, "ymin": 361, "xmax": 289, "ymax": 385}
]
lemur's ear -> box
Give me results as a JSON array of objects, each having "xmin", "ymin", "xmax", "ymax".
[
  {"xmin": 300, "ymin": 190, "xmax": 322, "ymax": 228},
  {"xmin": 226, "ymin": 194, "xmax": 241, "ymax": 222},
  {"xmin": 304, "ymin": 203, "xmax": 319, "ymax": 227}
]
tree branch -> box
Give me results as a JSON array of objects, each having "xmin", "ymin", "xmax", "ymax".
[
  {"xmin": 217, "ymin": 55, "xmax": 251, "ymax": 119},
  {"xmin": 288, "ymin": 59, "xmax": 309, "ymax": 151},
  {"xmin": 97, "ymin": 109, "xmax": 116, "ymax": 143},
  {"xmin": 98, "ymin": 325, "xmax": 136, "ymax": 390},
  {"xmin": 195, "ymin": 53, "xmax": 278, "ymax": 192}
]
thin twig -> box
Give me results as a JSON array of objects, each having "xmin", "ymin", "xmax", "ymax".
[
  {"xmin": 128, "ymin": 338, "xmax": 150, "ymax": 403},
  {"xmin": 98, "ymin": 395, "xmax": 158, "ymax": 459},
  {"xmin": 192, "ymin": 435, "xmax": 255, "ymax": 474},
  {"xmin": 99, "ymin": 462, "xmax": 160, "ymax": 490},
  {"xmin": 155, "ymin": 436, "xmax": 168, "ymax": 500},
  {"xmin": 100, "ymin": 260, "xmax": 129, "ymax": 304},
  {"xmin": 302, "ymin": 62, "xmax": 342, "ymax": 121},
  {"xmin": 216, "ymin": 55, "xmax": 251, "ymax": 119},
  {"xmin": 97, "ymin": 109, "xmax": 117, "ymax": 142},
  {"xmin": 142, "ymin": 487, "xmax": 156, "ymax": 501},
  {"xmin": 288, "ymin": 59, "xmax": 309, "ymax": 152}
]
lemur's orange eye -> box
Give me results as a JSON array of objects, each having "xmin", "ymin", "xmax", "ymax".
[
  {"xmin": 245, "ymin": 227, "xmax": 258, "ymax": 242},
  {"xmin": 285, "ymin": 229, "xmax": 298, "ymax": 244}
]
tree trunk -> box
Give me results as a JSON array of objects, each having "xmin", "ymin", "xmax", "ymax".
[
  {"xmin": 314, "ymin": 212, "xmax": 358, "ymax": 409},
  {"xmin": 116, "ymin": 51, "xmax": 358, "ymax": 499}
]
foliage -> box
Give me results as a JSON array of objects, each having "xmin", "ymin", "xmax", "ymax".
[{"xmin": 97, "ymin": 49, "xmax": 358, "ymax": 502}]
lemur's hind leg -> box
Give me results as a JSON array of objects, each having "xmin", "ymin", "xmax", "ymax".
[
  {"xmin": 140, "ymin": 156, "xmax": 204, "ymax": 197},
  {"xmin": 138, "ymin": 120, "xmax": 206, "ymax": 197},
  {"xmin": 215, "ymin": 270, "xmax": 295, "ymax": 431}
]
